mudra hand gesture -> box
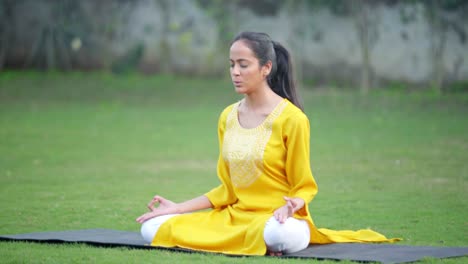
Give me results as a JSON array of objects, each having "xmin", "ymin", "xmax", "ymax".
[
  {"xmin": 136, "ymin": 195, "xmax": 178, "ymax": 223},
  {"xmin": 273, "ymin": 196, "xmax": 305, "ymax": 224}
]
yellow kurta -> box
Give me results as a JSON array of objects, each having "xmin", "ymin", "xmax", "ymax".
[{"xmin": 152, "ymin": 99, "xmax": 398, "ymax": 255}]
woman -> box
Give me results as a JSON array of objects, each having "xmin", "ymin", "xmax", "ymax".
[{"xmin": 136, "ymin": 31, "xmax": 397, "ymax": 256}]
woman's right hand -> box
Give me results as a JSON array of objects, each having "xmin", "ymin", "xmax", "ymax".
[{"xmin": 136, "ymin": 195, "xmax": 179, "ymax": 223}]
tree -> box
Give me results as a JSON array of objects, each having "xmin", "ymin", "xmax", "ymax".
[
  {"xmin": 424, "ymin": 0, "xmax": 468, "ymax": 93},
  {"xmin": 23, "ymin": 0, "xmax": 84, "ymax": 70},
  {"xmin": 352, "ymin": 0, "xmax": 376, "ymax": 94},
  {"xmin": 0, "ymin": 0, "xmax": 19, "ymax": 70}
]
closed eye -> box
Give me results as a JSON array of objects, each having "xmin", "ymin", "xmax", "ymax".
[{"xmin": 229, "ymin": 59, "xmax": 250, "ymax": 69}]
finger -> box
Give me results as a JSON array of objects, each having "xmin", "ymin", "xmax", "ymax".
[
  {"xmin": 147, "ymin": 203, "xmax": 154, "ymax": 211},
  {"xmin": 137, "ymin": 214, "xmax": 151, "ymax": 223},
  {"xmin": 147, "ymin": 197, "xmax": 161, "ymax": 211},
  {"xmin": 137, "ymin": 212, "xmax": 150, "ymax": 222},
  {"xmin": 147, "ymin": 204, "xmax": 157, "ymax": 211},
  {"xmin": 284, "ymin": 197, "xmax": 296, "ymax": 212},
  {"xmin": 279, "ymin": 213, "xmax": 286, "ymax": 224},
  {"xmin": 136, "ymin": 215, "xmax": 145, "ymax": 223},
  {"xmin": 153, "ymin": 195, "xmax": 165, "ymax": 203},
  {"xmin": 148, "ymin": 200, "xmax": 155, "ymax": 209},
  {"xmin": 276, "ymin": 213, "xmax": 284, "ymax": 223}
]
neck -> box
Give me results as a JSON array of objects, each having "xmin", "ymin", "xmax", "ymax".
[{"xmin": 243, "ymin": 83, "xmax": 281, "ymax": 110}]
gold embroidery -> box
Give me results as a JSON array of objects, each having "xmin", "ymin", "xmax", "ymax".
[{"xmin": 223, "ymin": 100, "xmax": 288, "ymax": 188}]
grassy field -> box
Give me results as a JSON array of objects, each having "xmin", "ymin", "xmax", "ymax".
[{"xmin": 0, "ymin": 72, "xmax": 467, "ymax": 263}]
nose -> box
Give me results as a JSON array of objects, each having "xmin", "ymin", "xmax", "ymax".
[{"xmin": 231, "ymin": 64, "xmax": 240, "ymax": 76}]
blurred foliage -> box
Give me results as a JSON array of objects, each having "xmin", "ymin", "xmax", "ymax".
[
  {"xmin": 303, "ymin": 0, "xmax": 468, "ymax": 15},
  {"xmin": 1, "ymin": 0, "xmax": 467, "ymax": 92},
  {"xmin": 195, "ymin": 0, "xmax": 236, "ymax": 46},
  {"xmin": 197, "ymin": 0, "xmax": 282, "ymax": 17},
  {"xmin": 447, "ymin": 81, "xmax": 468, "ymax": 93},
  {"xmin": 111, "ymin": 44, "xmax": 144, "ymax": 75},
  {"xmin": 0, "ymin": 0, "xmax": 137, "ymax": 71}
]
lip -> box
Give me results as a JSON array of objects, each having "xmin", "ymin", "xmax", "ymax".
[{"xmin": 233, "ymin": 81, "xmax": 242, "ymax": 87}]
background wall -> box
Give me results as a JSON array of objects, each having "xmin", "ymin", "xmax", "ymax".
[{"xmin": 1, "ymin": 0, "xmax": 467, "ymax": 90}]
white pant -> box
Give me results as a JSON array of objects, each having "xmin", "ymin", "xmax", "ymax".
[{"xmin": 140, "ymin": 214, "xmax": 310, "ymax": 254}]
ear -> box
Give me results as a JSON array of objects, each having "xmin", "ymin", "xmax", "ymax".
[{"xmin": 262, "ymin": 60, "xmax": 273, "ymax": 77}]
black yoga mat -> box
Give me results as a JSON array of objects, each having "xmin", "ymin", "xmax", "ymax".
[{"xmin": 1, "ymin": 229, "xmax": 467, "ymax": 263}]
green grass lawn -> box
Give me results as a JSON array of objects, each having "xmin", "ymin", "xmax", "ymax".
[{"xmin": 0, "ymin": 72, "xmax": 467, "ymax": 263}]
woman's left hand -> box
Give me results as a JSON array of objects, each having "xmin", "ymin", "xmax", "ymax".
[{"xmin": 273, "ymin": 197, "xmax": 305, "ymax": 224}]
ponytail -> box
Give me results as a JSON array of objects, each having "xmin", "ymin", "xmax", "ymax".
[
  {"xmin": 232, "ymin": 32, "xmax": 303, "ymax": 111},
  {"xmin": 269, "ymin": 41, "xmax": 303, "ymax": 111}
]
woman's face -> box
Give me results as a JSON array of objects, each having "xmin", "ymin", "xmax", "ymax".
[{"xmin": 229, "ymin": 40, "xmax": 270, "ymax": 95}]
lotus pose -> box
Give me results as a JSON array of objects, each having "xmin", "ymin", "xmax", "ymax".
[{"xmin": 137, "ymin": 31, "xmax": 396, "ymax": 256}]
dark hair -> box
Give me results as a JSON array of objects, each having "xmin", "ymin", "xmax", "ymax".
[{"xmin": 232, "ymin": 31, "xmax": 303, "ymax": 111}]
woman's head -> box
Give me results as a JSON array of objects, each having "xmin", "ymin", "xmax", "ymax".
[{"xmin": 230, "ymin": 31, "xmax": 303, "ymax": 111}]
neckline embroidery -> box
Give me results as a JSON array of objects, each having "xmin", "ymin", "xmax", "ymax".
[{"xmin": 223, "ymin": 99, "xmax": 288, "ymax": 188}]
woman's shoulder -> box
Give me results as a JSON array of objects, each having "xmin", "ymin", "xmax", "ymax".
[
  {"xmin": 281, "ymin": 100, "xmax": 309, "ymax": 123},
  {"xmin": 277, "ymin": 101, "xmax": 310, "ymax": 136},
  {"xmin": 219, "ymin": 102, "xmax": 238, "ymax": 116},
  {"xmin": 217, "ymin": 102, "xmax": 239, "ymax": 124}
]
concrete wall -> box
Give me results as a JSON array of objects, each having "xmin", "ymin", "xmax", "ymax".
[{"xmin": 2, "ymin": 0, "xmax": 467, "ymax": 86}]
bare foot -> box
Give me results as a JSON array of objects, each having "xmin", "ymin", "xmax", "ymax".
[{"xmin": 267, "ymin": 251, "xmax": 283, "ymax": 256}]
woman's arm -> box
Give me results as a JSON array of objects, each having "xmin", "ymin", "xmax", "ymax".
[
  {"xmin": 175, "ymin": 195, "xmax": 213, "ymax": 213},
  {"xmin": 274, "ymin": 112, "xmax": 318, "ymax": 223},
  {"xmin": 284, "ymin": 113, "xmax": 318, "ymax": 204},
  {"xmin": 136, "ymin": 195, "xmax": 212, "ymax": 223}
]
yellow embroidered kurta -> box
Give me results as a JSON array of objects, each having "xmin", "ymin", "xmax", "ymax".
[{"xmin": 152, "ymin": 99, "xmax": 398, "ymax": 255}]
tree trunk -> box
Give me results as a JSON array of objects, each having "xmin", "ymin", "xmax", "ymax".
[
  {"xmin": 0, "ymin": 1, "xmax": 14, "ymax": 70},
  {"xmin": 157, "ymin": 0, "xmax": 171, "ymax": 73},
  {"xmin": 46, "ymin": 26, "xmax": 56, "ymax": 70},
  {"xmin": 428, "ymin": 0, "xmax": 446, "ymax": 94},
  {"xmin": 353, "ymin": 0, "xmax": 372, "ymax": 94},
  {"xmin": 0, "ymin": 27, "xmax": 7, "ymax": 71}
]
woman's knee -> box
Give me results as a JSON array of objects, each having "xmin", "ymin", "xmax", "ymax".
[
  {"xmin": 140, "ymin": 218, "xmax": 159, "ymax": 243},
  {"xmin": 140, "ymin": 214, "xmax": 178, "ymax": 243},
  {"xmin": 263, "ymin": 217, "xmax": 285, "ymax": 249},
  {"xmin": 263, "ymin": 217, "xmax": 310, "ymax": 253}
]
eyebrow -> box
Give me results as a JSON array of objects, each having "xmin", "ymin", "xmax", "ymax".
[{"xmin": 229, "ymin": 58, "xmax": 250, "ymax": 63}]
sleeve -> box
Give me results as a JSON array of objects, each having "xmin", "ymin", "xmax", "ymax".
[
  {"xmin": 284, "ymin": 112, "xmax": 318, "ymax": 216},
  {"xmin": 204, "ymin": 107, "xmax": 238, "ymax": 208}
]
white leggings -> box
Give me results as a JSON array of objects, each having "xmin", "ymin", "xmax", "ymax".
[{"xmin": 140, "ymin": 214, "xmax": 310, "ymax": 254}]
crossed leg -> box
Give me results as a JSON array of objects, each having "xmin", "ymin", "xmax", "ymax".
[
  {"xmin": 263, "ymin": 216, "xmax": 310, "ymax": 256},
  {"xmin": 141, "ymin": 214, "xmax": 310, "ymax": 256},
  {"xmin": 140, "ymin": 214, "xmax": 179, "ymax": 243}
]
